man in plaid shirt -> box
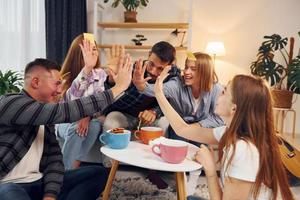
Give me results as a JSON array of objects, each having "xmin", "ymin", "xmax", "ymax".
[{"xmin": 102, "ymin": 41, "xmax": 181, "ymax": 137}]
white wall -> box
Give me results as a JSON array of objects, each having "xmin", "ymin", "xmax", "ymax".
[
  {"xmin": 190, "ymin": 0, "xmax": 300, "ymax": 134},
  {"xmin": 89, "ymin": 0, "xmax": 300, "ymax": 134}
]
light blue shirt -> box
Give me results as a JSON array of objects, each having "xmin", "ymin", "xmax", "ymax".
[{"xmin": 143, "ymin": 77, "xmax": 224, "ymax": 128}]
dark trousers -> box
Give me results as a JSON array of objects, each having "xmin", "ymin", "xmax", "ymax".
[
  {"xmin": 168, "ymin": 125, "xmax": 201, "ymax": 147},
  {"xmin": 0, "ymin": 166, "xmax": 108, "ymax": 200}
]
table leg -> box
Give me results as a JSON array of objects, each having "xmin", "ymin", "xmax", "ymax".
[
  {"xmin": 175, "ymin": 172, "xmax": 187, "ymax": 200},
  {"xmin": 102, "ymin": 160, "xmax": 119, "ymax": 200}
]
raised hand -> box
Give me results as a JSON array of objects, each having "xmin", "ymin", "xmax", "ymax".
[
  {"xmin": 105, "ymin": 45, "xmax": 125, "ymax": 74},
  {"xmin": 194, "ymin": 144, "xmax": 217, "ymax": 177},
  {"xmin": 110, "ymin": 54, "xmax": 133, "ymax": 98},
  {"xmin": 79, "ymin": 39, "xmax": 99, "ymax": 73},
  {"xmin": 132, "ymin": 59, "xmax": 151, "ymax": 91},
  {"xmin": 154, "ymin": 65, "xmax": 171, "ymax": 96}
]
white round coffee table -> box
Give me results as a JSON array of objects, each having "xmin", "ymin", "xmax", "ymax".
[{"xmin": 101, "ymin": 141, "xmax": 202, "ymax": 200}]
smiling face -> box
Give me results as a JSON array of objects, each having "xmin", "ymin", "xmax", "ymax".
[
  {"xmin": 183, "ymin": 60, "xmax": 200, "ymax": 87},
  {"xmin": 36, "ymin": 69, "xmax": 63, "ymax": 103}
]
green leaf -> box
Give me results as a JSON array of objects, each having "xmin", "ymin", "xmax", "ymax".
[
  {"xmin": 287, "ymin": 55, "xmax": 300, "ymax": 93},
  {"xmin": 0, "ymin": 69, "xmax": 23, "ymax": 95}
]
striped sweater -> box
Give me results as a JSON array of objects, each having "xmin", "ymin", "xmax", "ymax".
[{"xmin": 0, "ymin": 89, "xmax": 113, "ymax": 198}]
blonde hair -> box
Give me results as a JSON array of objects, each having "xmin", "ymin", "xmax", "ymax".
[{"xmin": 186, "ymin": 52, "xmax": 218, "ymax": 93}]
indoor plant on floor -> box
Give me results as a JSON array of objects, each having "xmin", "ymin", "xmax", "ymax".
[
  {"xmin": 250, "ymin": 32, "xmax": 300, "ymax": 108},
  {"xmin": 104, "ymin": 0, "xmax": 149, "ymax": 22},
  {"xmin": 0, "ymin": 70, "xmax": 23, "ymax": 95}
]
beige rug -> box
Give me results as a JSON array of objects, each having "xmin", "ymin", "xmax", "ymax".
[{"xmin": 100, "ymin": 166, "xmax": 209, "ymax": 200}]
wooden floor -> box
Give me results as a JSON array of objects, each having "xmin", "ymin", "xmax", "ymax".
[{"xmin": 281, "ymin": 132, "xmax": 300, "ymax": 151}]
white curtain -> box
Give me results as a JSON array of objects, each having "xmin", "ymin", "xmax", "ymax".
[{"xmin": 0, "ymin": 0, "xmax": 45, "ymax": 72}]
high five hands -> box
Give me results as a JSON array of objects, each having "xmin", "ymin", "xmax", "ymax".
[
  {"xmin": 79, "ymin": 39, "xmax": 99, "ymax": 74},
  {"xmin": 105, "ymin": 45, "xmax": 125, "ymax": 74},
  {"xmin": 154, "ymin": 65, "xmax": 171, "ymax": 96},
  {"xmin": 132, "ymin": 59, "xmax": 151, "ymax": 91}
]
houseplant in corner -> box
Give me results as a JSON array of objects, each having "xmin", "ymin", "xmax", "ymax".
[
  {"xmin": 0, "ymin": 70, "xmax": 23, "ymax": 95},
  {"xmin": 104, "ymin": 0, "xmax": 149, "ymax": 22},
  {"xmin": 250, "ymin": 32, "xmax": 300, "ymax": 108}
]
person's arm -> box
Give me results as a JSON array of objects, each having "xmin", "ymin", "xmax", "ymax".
[
  {"xmin": 195, "ymin": 145, "xmax": 222, "ymax": 200},
  {"xmin": 195, "ymin": 144, "xmax": 253, "ymax": 200},
  {"xmin": 0, "ymin": 55, "xmax": 132, "ymax": 126},
  {"xmin": 154, "ymin": 66, "xmax": 218, "ymax": 144},
  {"xmin": 151, "ymin": 105, "xmax": 163, "ymax": 118},
  {"xmin": 132, "ymin": 59, "xmax": 178, "ymax": 99}
]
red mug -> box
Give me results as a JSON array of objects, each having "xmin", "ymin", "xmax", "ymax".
[{"xmin": 151, "ymin": 139, "xmax": 188, "ymax": 164}]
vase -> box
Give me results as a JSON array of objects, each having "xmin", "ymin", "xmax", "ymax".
[{"xmin": 124, "ymin": 11, "xmax": 137, "ymax": 23}]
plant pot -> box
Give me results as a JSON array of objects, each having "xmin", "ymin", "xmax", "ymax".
[
  {"xmin": 271, "ymin": 89, "xmax": 294, "ymax": 109},
  {"xmin": 124, "ymin": 11, "xmax": 137, "ymax": 23}
]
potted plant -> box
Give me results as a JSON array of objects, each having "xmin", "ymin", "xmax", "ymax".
[
  {"xmin": 104, "ymin": 0, "xmax": 149, "ymax": 22},
  {"xmin": 132, "ymin": 34, "xmax": 147, "ymax": 45},
  {"xmin": 0, "ymin": 70, "xmax": 23, "ymax": 95},
  {"xmin": 250, "ymin": 32, "xmax": 300, "ymax": 108}
]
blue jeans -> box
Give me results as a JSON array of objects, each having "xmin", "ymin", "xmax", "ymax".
[
  {"xmin": 0, "ymin": 166, "xmax": 108, "ymax": 200},
  {"xmin": 57, "ymin": 119, "xmax": 102, "ymax": 169}
]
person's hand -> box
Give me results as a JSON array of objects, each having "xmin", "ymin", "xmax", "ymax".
[
  {"xmin": 154, "ymin": 65, "xmax": 171, "ymax": 96},
  {"xmin": 110, "ymin": 54, "xmax": 133, "ymax": 97},
  {"xmin": 105, "ymin": 45, "xmax": 125, "ymax": 74},
  {"xmin": 76, "ymin": 117, "xmax": 90, "ymax": 137},
  {"xmin": 194, "ymin": 144, "xmax": 217, "ymax": 177},
  {"xmin": 132, "ymin": 59, "xmax": 151, "ymax": 91},
  {"xmin": 79, "ymin": 39, "xmax": 99, "ymax": 71},
  {"xmin": 138, "ymin": 110, "xmax": 157, "ymax": 125}
]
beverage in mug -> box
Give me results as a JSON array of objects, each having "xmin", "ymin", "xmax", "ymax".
[
  {"xmin": 134, "ymin": 126, "xmax": 163, "ymax": 144},
  {"xmin": 151, "ymin": 139, "xmax": 188, "ymax": 164},
  {"xmin": 99, "ymin": 129, "xmax": 131, "ymax": 149}
]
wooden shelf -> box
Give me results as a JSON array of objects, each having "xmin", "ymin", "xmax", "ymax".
[
  {"xmin": 98, "ymin": 44, "xmax": 187, "ymax": 51},
  {"xmin": 98, "ymin": 22, "xmax": 189, "ymax": 29}
]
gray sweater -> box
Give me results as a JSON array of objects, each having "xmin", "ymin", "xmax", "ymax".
[
  {"xmin": 0, "ymin": 89, "xmax": 113, "ymax": 198},
  {"xmin": 143, "ymin": 77, "xmax": 224, "ymax": 128}
]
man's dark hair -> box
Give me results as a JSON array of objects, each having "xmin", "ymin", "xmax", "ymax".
[
  {"xmin": 24, "ymin": 58, "xmax": 61, "ymax": 75},
  {"xmin": 150, "ymin": 41, "xmax": 176, "ymax": 64}
]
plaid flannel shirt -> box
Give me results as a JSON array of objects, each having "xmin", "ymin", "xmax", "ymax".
[{"xmin": 103, "ymin": 64, "xmax": 181, "ymax": 118}]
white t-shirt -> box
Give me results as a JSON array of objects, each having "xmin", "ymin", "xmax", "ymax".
[
  {"xmin": 1, "ymin": 126, "xmax": 44, "ymax": 183},
  {"xmin": 213, "ymin": 126, "xmax": 272, "ymax": 200}
]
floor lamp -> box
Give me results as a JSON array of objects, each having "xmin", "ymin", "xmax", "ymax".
[{"xmin": 205, "ymin": 42, "xmax": 226, "ymax": 65}]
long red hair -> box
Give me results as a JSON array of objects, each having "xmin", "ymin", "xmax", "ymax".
[{"xmin": 218, "ymin": 75, "xmax": 294, "ymax": 200}]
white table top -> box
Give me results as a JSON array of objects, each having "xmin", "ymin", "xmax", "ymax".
[{"xmin": 101, "ymin": 141, "xmax": 202, "ymax": 172}]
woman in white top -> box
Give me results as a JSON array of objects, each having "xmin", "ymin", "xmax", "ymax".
[{"xmin": 153, "ymin": 68, "xmax": 294, "ymax": 200}]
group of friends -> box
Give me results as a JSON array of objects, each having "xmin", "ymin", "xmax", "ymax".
[{"xmin": 0, "ymin": 33, "xmax": 295, "ymax": 200}]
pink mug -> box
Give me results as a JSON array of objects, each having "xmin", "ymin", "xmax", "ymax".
[{"xmin": 151, "ymin": 139, "xmax": 188, "ymax": 164}]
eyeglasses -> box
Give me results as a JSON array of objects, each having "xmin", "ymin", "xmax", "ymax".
[{"xmin": 144, "ymin": 60, "xmax": 165, "ymax": 72}]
